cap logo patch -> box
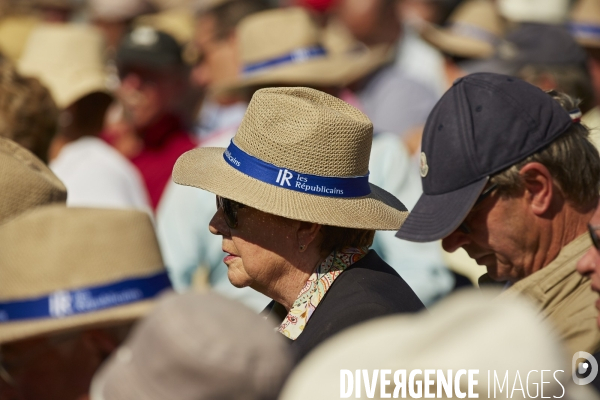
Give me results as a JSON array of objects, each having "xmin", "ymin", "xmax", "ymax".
[
  {"xmin": 420, "ymin": 152, "xmax": 429, "ymax": 178},
  {"xmin": 131, "ymin": 27, "xmax": 159, "ymax": 47}
]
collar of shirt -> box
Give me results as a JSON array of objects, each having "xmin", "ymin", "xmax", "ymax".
[{"xmin": 277, "ymin": 246, "xmax": 369, "ymax": 340}]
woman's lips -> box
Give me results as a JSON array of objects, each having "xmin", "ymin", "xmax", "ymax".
[{"xmin": 223, "ymin": 253, "xmax": 238, "ymax": 263}]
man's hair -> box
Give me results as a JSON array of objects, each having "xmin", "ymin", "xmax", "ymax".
[
  {"xmin": 319, "ymin": 226, "xmax": 375, "ymax": 256},
  {"xmin": 518, "ymin": 64, "xmax": 595, "ymax": 114},
  {"xmin": 0, "ymin": 57, "xmax": 58, "ymax": 164},
  {"xmin": 201, "ymin": 0, "xmax": 271, "ymax": 41},
  {"xmin": 490, "ymin": 90, "xmax": 600, "ymax": 210}
]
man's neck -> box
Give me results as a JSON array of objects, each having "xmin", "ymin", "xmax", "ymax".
[{"xmin": 529, "ymin": 204, "xmax": 594, "ymax": 276}]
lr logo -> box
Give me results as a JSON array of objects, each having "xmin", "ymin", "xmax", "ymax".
[
  {"xmin": 276, "ymin": 169, "xmax": 293, "ymax": 187},
  {"xmin": 572, "ymin": 351, "xmax": 598, "ymax": 385}
]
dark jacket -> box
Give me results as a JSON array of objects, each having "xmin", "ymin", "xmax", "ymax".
[{"xmin": 264, "ymin": 250, "xmax": 425, "ymax": 361}]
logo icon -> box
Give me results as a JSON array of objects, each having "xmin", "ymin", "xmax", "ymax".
[
  {"xmin": 420, "ymin": 152, "xmax": 429, "ymax": 178},
  {"xmin": 572, "ymin": 351, "xmax": 598, "ymax": 385},
  {"xmin": 276, "ymin": 169, "xmax": 293, "ymax": 187},
  {"xmin": 49, "ymin": 291, "xmax": 74, "ymax": 318}
]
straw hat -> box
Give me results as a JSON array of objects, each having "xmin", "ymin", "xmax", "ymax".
[
  {"xmin": 173, "ymin": 87, "xmax": 408, "ymax": 230},
  {"xmin": 0, "ymin": 205, "xmax": 170, "ymax": 344},
  {"xmin": 91, "ymin": 291, "xmax": 292, "ymax": 400},
  {"xmin": 571, "ymin": 0, "xmax": 600, "ymax": 49},
  {"xmin": 0, "ymin": 137, "xmax": 66, "ymax": 225},
  {"xmin": 18, "ymin": 23, "xmax": 110, "ymax": 109},
  {"xmin": 498, "ymin": 0, "xmax": 570, "ymax": 24},
  {"xmin": 280, "ymin": 289, "xmax": 584, "ymax": 400},
  {"xmin": 419, "ymin": 0, "xmax": 505, "ymax": 59},
  {"xmin": 0, "ymin": 14, "xmax": 39, "ymax": 63},
  {"xmin": 214, "ymin": 7, "xmax": 394, "ymax": 93},
  {"xmin": 88, "ymin": 0, "xmax": 152, "ymax": 22}
]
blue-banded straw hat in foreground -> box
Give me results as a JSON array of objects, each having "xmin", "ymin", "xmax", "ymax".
[
  {"xmin": 0, "ymin": 205, "xmax": 171, "ymax": 344},
  {"xmin": 173, "ymin": 86, "xmax": 408, "ymax": 230}
]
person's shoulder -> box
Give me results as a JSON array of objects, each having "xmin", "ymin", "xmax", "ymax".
[{"xmin": 326, "ymin": 250, "xmax": 425, "ymax": 312}]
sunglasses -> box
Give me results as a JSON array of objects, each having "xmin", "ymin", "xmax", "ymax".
[
  {"xmin": 457, "ymin": 183, "xmax": 498, "ymax": 235},
  {"xmin": 588, "ymin": 224, "xmax": 600, "ymax": 250},
  {"xmin": 216, "ymin": 196, "xmax": 246, "ymax": 229}
]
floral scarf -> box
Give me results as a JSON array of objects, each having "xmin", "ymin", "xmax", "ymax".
[{"xmin": 278, "ymin": 246, "xmax": 369, "ymax": 340}]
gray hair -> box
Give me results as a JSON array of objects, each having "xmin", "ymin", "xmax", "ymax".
[{"xmin": 490, "ymin": 90, "xmax": 600, "ymax": 210}]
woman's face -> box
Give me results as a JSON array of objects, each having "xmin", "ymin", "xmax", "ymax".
[{"xmin": 209, "ymin": 202, "xmax": 299, "ymax": 291}]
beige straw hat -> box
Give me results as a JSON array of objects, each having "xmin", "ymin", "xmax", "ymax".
[
  {"xmin": 0, "ymin": 137, "xmax": 66, "ymax": 225},
  {"xmin": 18, "ymin": 23, "xmax": 110, "ymax": 109},
  {"xmin": 0, "ymin": 205, "xmax": 170, "ymax": 344},
  {"xmin": 173, "ymin": 87, "xmax": 408, "ymax": 230},
  {"xmin": 498, "ymin": 0, "xmax": 570, "ymax": 24},
  {"xmin": 420, "ymin": 0, "xmax": 505, "ymax": 59},
  {"xmin": 571, "ymin": 0, "xmax": 600, "ymax": 49},
  {"xmin": 213, "ymin": 7, "xmax": 393, "ymax": 94}
]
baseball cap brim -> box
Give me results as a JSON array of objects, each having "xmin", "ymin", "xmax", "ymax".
[{"xmin": 396, "ymin": 177, "xmax": 488, "ymax": 242}]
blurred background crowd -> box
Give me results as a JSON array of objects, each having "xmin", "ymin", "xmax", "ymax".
[{"xmin": 3, "ymin": 0, "xmax": 600, "ymax": 398}]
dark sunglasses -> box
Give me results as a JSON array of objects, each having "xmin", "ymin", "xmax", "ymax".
[
  {"xmin": 216, "ymin": 196, "xmax": 246, "ymax": 229},
  {"xmin": 588, "ymin": 224, "xmax": 600, "ymax": 250},
  {"xmin": 457, "ymin": 183, "xmax": 498, "ymax": 235}
]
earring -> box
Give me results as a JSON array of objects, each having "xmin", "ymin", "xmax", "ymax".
[{"xmin": 299, "ymin": 244, "xmax": 306, "ymax": 252}]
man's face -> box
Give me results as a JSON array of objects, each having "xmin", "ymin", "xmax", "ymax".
[
  {"xmin": 441, "ymin": 186, "xmax": 539, "ymax": 283},
  {"xmin": 191, "ymin": 14, "xmax": 240, "ymax": 89},
  {"xmin": 118, "ymin": 65, "xmax": 185, "ymax": 130}
]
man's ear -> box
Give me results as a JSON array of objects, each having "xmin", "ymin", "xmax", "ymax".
[
  {"xmin": 519, "ymin": 162, "xmax": 555, "ymax": 215},
  {"xmin": 296, "ymin": 221, "xmax": 322, "ymax": 251}
]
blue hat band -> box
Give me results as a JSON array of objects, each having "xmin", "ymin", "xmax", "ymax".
[
  {"xmin": 570, "ymin": 23, "xmax": 600, "ymax": 41},
  {"xmin": 0, "ymin": 272, "xmax": 172, "ymax": 322},
  {"xmin": 223, "ymin": 141, "xmax": 371, "ymax": 198},
  {"xmin": 242, "ymin": 45, "xmax": 327, "ymax": 75}
]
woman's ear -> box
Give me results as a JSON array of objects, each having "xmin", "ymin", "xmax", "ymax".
[{"xmin": 296, "ymin": 222, "xmax": 321, "ymax": 252}]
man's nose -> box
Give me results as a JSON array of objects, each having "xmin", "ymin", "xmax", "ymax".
[
  {"xmin": 441, "ymin": 228, "xmax": 471, "ymax": 253},
  {"xmin": 209, "ymin": 209, "xmax": 229, "ymax": 236},
  {"xmin": 576, "ymin": 247, "xmax": 600, "ymax": 276}
]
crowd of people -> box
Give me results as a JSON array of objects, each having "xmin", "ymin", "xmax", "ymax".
[{"xmin": 3, "ymin": 0, "xmax": 600, "ymax": 398}]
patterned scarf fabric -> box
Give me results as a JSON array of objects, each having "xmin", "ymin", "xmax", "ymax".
[{"xmin": 278, "ymin": 246, "xmax": 369, "ymax": 340}]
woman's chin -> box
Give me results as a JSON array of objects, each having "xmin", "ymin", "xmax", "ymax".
[{"xmin": 227, "ymin": 268, "xmax": 253, "ymax": 289}]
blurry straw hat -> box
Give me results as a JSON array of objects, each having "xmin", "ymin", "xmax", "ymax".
[
  {"xmin": 133, "ymin": 9, "xmax": 195, "ymax": 45},
  {"xmin": 18, "ymin": 23, "xmax": 110, "ymax": 109},
  {"xmin": 214, "ymin": 7, "xmax": 394, "ymax": 93},
  {"xmin": 174, "ymin": 87, "xmax": 408, "ymax": 230},
  {"xmin": 280, "ymin": 289, "xmax": 590, "ymax": 400},
  {"xmin": 0, "ymin": 14, "xmax": 39, "ymax": 63},
  {"xmin": 571, "ymin": 0, "xmax": 600, "ymax": 49},
  {"xmin": 0, "ymin": 137, "xmax": 66, "ymax": 225},
  {"xmin": 88, "ymin": 0, "xmax": 152, "ymax": 22},
  {"xmin": 419, "ymin": 0, "xmax": 505, "ymax": 59},
  {"xmin": 91, "ymin": 291, "xmax": 292, "ymax": 400},
  {"xmin": 0, "ymin": 205, "xmax": 171, "ymax": 345},
  {"xmin": 498, "ymin": 0, "xmax": 570, "ymax": 24}
]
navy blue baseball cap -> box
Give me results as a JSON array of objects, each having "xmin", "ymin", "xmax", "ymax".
[{"xmin": 396, "ymin": 73, "xmax": 575, "ymax": 242}]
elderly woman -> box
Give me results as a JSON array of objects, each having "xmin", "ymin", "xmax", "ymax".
[{"xmin": 173, "ymin": 87, "xmax": 424, "ymax": 359}]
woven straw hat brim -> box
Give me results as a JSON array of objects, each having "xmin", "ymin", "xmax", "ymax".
[
  {"xmin": 173, "ymin": 147, "xmax": 408, "ymax": 230},
  {"xmin": 0, "ymin": 299, "xmax": 155, "ymax": 345},
  {"xmin": 420, "ymin": 22, "xmax": 495, "ymax": 59},
  {"xmin": 212, "ymin": 47, "xmax": 392, "ymax": 95}
]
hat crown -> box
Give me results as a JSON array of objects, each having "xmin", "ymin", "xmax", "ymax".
[
  {"xmin": 421, "ymin": 73, "xmax": 572, "ymax": 195},
  {"xmin": 18, "ymin": 23, "xmax": 108, "ymax": 108},
  {"xmin": 572, "ymin": 0, "xmax": 600, "ymax": 24},
  {"xmin": 233, "ymin": 87, "xmax": 373, "ymax": 177},
  {"xmin": 237, "ymin": 8, "xmax": 321, "ymax": 65},
  {"xmin": 448, "ymin": 0, "xmax": 504, "ymax": 38},
  {"xmin": 0, "ymin": 206, "xmax": 165, "ymax": 301},
  {"xmin": 0, "ymin": 138, "xmax": 66, "ymax": 225}
]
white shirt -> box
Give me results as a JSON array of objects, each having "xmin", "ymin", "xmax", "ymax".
[{"xmin": 50, "ymin": 136, "xmax": 151, "ymax": 212}]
